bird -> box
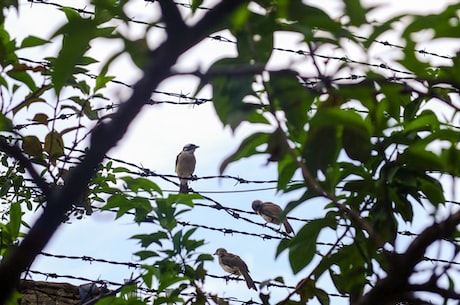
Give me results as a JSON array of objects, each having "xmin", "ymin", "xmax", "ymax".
[
  {"xmin": 214, "ymin": 248, "xmax": 257, "ymax": 290},
  {"xmin": 175, "ymin": 143, "xmax": 199, "ymax": 193},
  {"xmin": 252, "ymin": 200, "xmax": 294, "ymax": 234}
]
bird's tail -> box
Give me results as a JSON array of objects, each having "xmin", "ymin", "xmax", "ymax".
[
  {"xmin": 179, "ymin": 183, "xmax": 189, "ymax": 194},
  {"xmin": 283, "ymin": 220, "xmax": 294, "ymax": 234},
  {"xmin": 242, "ymin": 271, "xmax": 257, "ymax": 290}
]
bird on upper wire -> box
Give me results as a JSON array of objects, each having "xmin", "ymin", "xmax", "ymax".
[
  {"xmin": 252, "ymin": 200, "xmax": 294, "ymax": 234},
  {"xmin": 214, "ymin": 248, "xmax": 257, "ymax": 290},
  {"xmin": 175, "ymin": 143, "xmax": 199, "ymax": 193}
]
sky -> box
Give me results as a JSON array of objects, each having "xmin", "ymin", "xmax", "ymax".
[{"xmin": 3, "ymin": 0, "xmax": 460, "ymax": 304}]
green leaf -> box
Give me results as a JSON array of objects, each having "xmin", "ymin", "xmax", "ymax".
[
  {"xmin": 418, "ymin": 175, "xmax": 445, "ymax": 206},
  {"xmin": 132, "ymin": 231, "xmax": 168, "ymax": 248},
  {"xmin": 403, "ymin": 143, "xmax": 445, "ymax": 172},
  {"xmin": 344, "ymin": 0, "xmax": 367, "ymax": 26},
  {"xmin": 342, "ymin": 126, "xmax": 371, "ymax": 163},
  {"xmin": 22, "ymin": 135, "xmax": 43, "ymax": 159},
  {"xmin": 327, "ymin": 244, "xmax": 367, "ymax": 296},
  {"xmin": 369, "ymin": 200, "xmax": 397, "ymax": 244},
  {"xmin": 103, "ymin": 193, "xmax": 131, "ymax": 218},
  {"xmin": 219, "ymin": 132, "xmax": 270, "ymax": 174},
  {"xmin": 20, "ymin": 35, "xmax": 50, "ymax": 48},
  {"xmin": 277, "ymin": 157, "xmax": 299, "ymax": 191},
  {"xmin": 0, "ymin": 22, "xmax": 19, "ymax": 66},
  {"xmin": 268, "ymin": 71, "xmax": 315, "ymax": 138},
  {"xmin": 280, "ymin": 1, "xmax": 347, "ymax": 40},
  {"xmin": 303, "ymin": 125, "xmax": 339, "ymax": 174},
  {"xmin": 196, "ymin": 253, "xmax": 213, "ymax": 262},
  {"xmin": 134, "ymin": 250, "xmax": 159, "ymax": 260},
  {"xmin": 364, "ymin": 15, "xmax": 403, "ymax": 48},
  {"xmin": 8, "ymin": 202, "xmax": 22, "ymax": 241},
  {"xmin": 0, "ymin": 113, "xmax": 13, "ymax": 131},
  {"xmin": 123, "ymin": 38, "xmax": 149, "ymax": 69},
  {"xmin": 403, "ymin": 3, "xmax": 460, "ymax": 39},
  {"xmin": 403, "ymin": 110, "xmax": 440, "ymax": 134},
  {"xmin": 167, "ymin": 193, "xmax": 200, "ymax": 207},
  {"xmin": 295, "ymin": 280, "xmax": 316, "ymax": 303},
  {"xmin": 305, "ymin": 108, "xmax": 372, "ymax": 173},
  {"xmin": 51, "ymin": 13, "xmax": 98, "ymax": 93},
  {"xmin": 209, "ymin": 57, "xmax": 259, "ymax": 131},
  {"xmin": 277, "ymin": 218, "xmax": 332, "ymax": 274},
  {"xmin": 232, "ymin": 10, "xmax": 274, "ymax": 65},
  {"xmin": 191, "ymin": 0, "xmax": 204, "ymax": 13},
  {"xmin": 95, "ymin": 73, "xmax": 115, "ymax": 92},
  {"xmin": 121, "ymin": 176, "xmax": 162, "ymax": 195},
  {"xmin": 113, "ymin": 166, "xmax": 130, "ymax": 173},
  {"xmin": 66, "ymin": 96, "xmax": 99, "ymax": 120},
  {"xmin": 78, "ymin": 56, "xmax": 99, "ymax": 66},
  {"xmin": 6, "ymin": 69, "xmax": 37, "ymax": 92},
  {"xmin": 44, "ymin": 130, "xmax": 64, "ymax": 165},
  {"xmin": 32, "ymin": 113, "xmax": 49, "ymax": 125},
  {"xmin": 315, "ymin": 288, "xmax": 330, "ymax": 305}
]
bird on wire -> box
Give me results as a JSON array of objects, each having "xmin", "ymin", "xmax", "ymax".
[
  {"xmin": 252, "ymin": 200, "xmax": 294, "ymax": 234},
  {"xmin": 175, "ymin": 143, "xmax": 199, "ymax": 193},
  {"xmin": 214, "ymin": 248, "xmax": 257, "ymax": 290}
]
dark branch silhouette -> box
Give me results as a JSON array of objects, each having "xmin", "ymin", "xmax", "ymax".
[
  {"xmin": 353, "ymin": 210, "xmax": 460, "ymax": 305},
  {"xmin": 0, "ymin": 0, "xmax": 248, "ymax": 302}
]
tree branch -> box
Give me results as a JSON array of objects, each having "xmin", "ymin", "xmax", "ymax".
[
  {"xmin": 0, "ymin": 0, "xmax": 248, "ymax": 302},
  {"xmin": 158, "ymin": 0, "xmax": 187, "ymax": 37},
  {"xmin": 353, "ymin": 210, "xmax": 460, "ymax": 305}
]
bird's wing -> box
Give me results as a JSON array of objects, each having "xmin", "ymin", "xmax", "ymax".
[
  {"xmin": 261, "ymin": 202, "xmax": 282, "ymax": 217},
  {"xmin": 283, "ymin": 219, "xmax": 294, "ymax": 234},
  {"xmin": 175, "ymin": 152, "xmax": 180, "ymax": 173},
  {"xmin": 259, "ymin": 203, "xmax": 283, "ymax": 224},
  {"xmin": 221, "ymin": 253, "xmax": 246, "ymax": 273}
]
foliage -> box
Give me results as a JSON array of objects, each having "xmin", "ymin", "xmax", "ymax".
[{"xmin": 1, "ymin": 0, "xmax": 460, "ymax": 305}]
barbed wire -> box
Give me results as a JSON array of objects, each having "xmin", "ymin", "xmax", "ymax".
[
  {"xmin": 25, "ymin": 269, "xmax": 123, "ymax": 287},
  {"xmin": 8, "ymin": 2, "xmax": 460, "ymax": 303},
  {"xmin": 34, "ymin": 244, "xmax": 460, "ymax": 303},
  {"xmin": 351, "ymin": 34, "xmax": 454, "ymax": 61},
  {"xmin": 27, "ymin": 260, "xmax": 350, "ymax": 300},
  {"xmin": 20, "ymin": 0, "xmax": 458, "ymax": 89},
  {"xmin": 13, "ymin": 54, "xmax": 460, "ymax": 132},
  {"xmin": 39, "ymin": 244, "xmax": 460, "ymax": 272},
  {"xmin": 2, "ymin": 143, "xmax": 460, "ymax": 245},
  {"xmin": 25, "ymin": 0, "xmax": 456, "ymax": 63},
  {"xmin": 25, "ymin": 270, "xmax": 326, "ymax": 305},
  {"xmin": 38, "ymin": 251, "xmax": 142, "ymax": 269},
  {"xmin": 25, "ymin": 267, "xmax": 306, "ymax": 299}
]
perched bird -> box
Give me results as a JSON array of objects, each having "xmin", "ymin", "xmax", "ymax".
[
  {"xmin": 252, "ymin": 200, "xmax": 294, "ymax": 234},
  {"xmin": 175, "ymin": 143, "xmax": 199, "ymax": 193},
  {"xmin": 214, "ymin": 248, "xmax": 257, "ymax": 290}
]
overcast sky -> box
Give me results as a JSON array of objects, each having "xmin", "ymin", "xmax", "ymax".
[{"xmin": 5, "ymin": 0, "xmax": 460, "ymax": 304}]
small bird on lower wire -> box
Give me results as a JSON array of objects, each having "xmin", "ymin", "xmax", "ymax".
[
  {"xmin": 175, "ymin": 143, "xmax": 199, "ymax": 193},
  {"xmin": 252, "ymin": 200, "xmax": 294, "ymax": 234},
  {"xmin": 214, "ymin": 248, "xmax": 257, "ymax": 290}
]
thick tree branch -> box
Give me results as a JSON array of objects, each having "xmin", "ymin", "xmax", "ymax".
[
  {"xmin": 409, "ymin": 283, "xmax": 460, "ymax": 300},
  {"xmin": 0, "ymin": 0, "xmax": 248, "ymax": 302},
  {"xmin": 353, "ymin": 210, "xmax": 460, "ymax": 305},
  {"xmin": 158, "ymin": 0, "xmax": 187, "ymax": 37}
]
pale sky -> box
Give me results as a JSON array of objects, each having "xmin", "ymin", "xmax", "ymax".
[{"xmin": 4, "ymin": 1, "xmax": 460, "ymax": 304}]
